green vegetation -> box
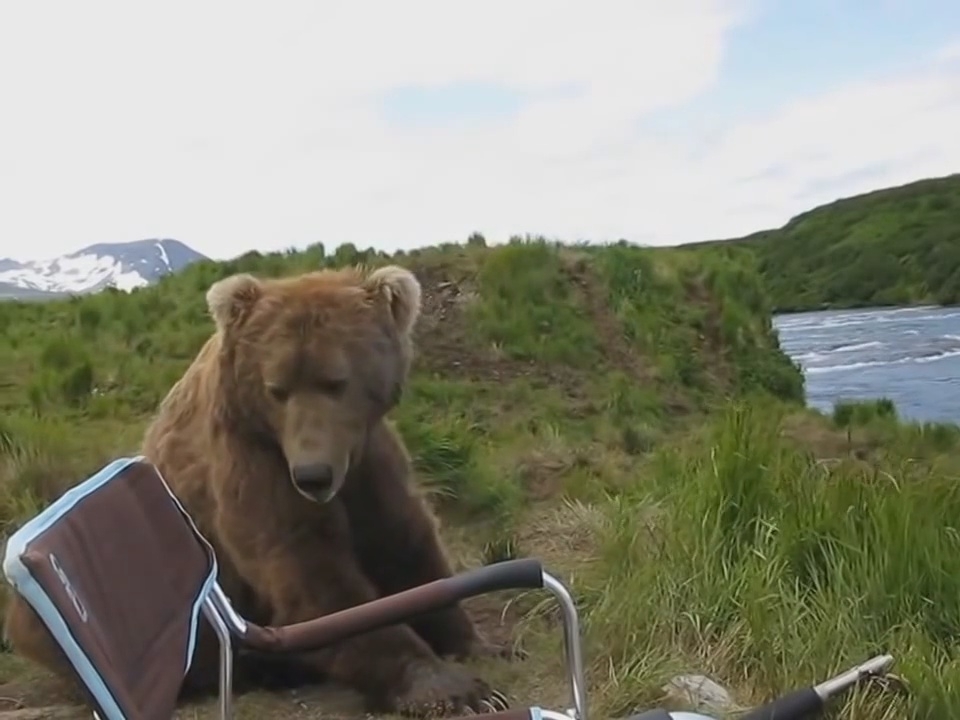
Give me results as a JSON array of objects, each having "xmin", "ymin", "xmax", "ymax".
[
  {"xmin": 1, "ymin": 235, "xmax": 960, "ymax": 719},
  {"xmin": 691, "ymin": 173, "xmax": 960, "ymax": 312}
]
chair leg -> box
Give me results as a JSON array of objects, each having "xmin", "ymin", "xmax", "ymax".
[{"xmin": 202, "ymin": 597, "xmax": 235, "ymax": 720}]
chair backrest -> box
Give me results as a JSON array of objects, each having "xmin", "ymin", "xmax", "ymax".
[{"xmin": 2, "ymin": 456, "xmax": 219, "ymax": 720}]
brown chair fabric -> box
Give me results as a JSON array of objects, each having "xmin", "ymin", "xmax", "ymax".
[{"xmin": 4, "ymin": 457, "xmax": 218, "ymax": 720}]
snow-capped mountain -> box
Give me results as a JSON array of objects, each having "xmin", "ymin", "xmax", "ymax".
[{"xmin": 0, "ymin": 239, "xmax": 208, "ymax": 300}]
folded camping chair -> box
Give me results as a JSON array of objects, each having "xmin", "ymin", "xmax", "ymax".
[{"xmin": 1, "ymin": 456, "xmax": 587, "ymax": 720}]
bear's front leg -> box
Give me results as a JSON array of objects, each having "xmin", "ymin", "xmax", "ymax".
[
  {"xmin": 213, "ymin": 493, "xmax": 499, "ymax": 717},
  {"xmin": 344, "ymin": 423, "xmax": 518, "ymax": 662},
  {"xmin": 3, "ymin": 594, "xmax": 83, "ymax": 688}
]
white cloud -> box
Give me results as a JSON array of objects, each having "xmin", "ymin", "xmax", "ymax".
[
  {"xmin": 659, "ymin": 64, "xmax": 957, "ymax": 236},
  {"xmin": 936, "ymin": 40, "xmax": 960, "ymax": 62},
  {"xmin": 0, "ymin": 1, "xmax": 957, "ymax": 261}
]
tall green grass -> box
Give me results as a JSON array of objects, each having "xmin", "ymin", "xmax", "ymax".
[
  {"xmin": 470, "ymin": 238, "xmax": 601, "ymax": 367},
  {"xmin": 575, "ymin": 402, "xmax": 960, "ymax": 719}
]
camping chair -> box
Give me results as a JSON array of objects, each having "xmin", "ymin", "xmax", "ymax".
[{"xmin": 1, "ymin": 456, "xmax": 588, "ymax": 720}]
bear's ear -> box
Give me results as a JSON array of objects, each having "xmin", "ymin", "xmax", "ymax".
[
  {"xmin": 206, "ymin": 273, "xmax": 263, "ymax": 331},
  {"xmin": 364, "ymin": 265, "xmax": 422, "ymax": 336}
]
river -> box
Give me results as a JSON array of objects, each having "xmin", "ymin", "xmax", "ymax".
[{"xmin": 773, "ymin": 305, "xmax": 960, "ymax": 424}]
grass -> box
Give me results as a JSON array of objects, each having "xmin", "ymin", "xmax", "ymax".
[{"xmin": 0, "ymin": 235, "xmax": 958, "ymax": 718}]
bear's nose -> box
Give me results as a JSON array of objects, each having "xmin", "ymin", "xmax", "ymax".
[{"xmin": 291, "ymin": 463, "xmax": 334, "ymax": 492}]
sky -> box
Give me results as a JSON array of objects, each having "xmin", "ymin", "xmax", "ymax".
[{"xmin": 1, "ymin": 0, "xmax": 959, "ymax": 262}]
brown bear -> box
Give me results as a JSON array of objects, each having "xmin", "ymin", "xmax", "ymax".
[{"xmin": 3, "ymin": 264, "xmax": 512, "ymax": 717}]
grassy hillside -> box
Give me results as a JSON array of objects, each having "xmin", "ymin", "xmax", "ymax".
[
  {"xmin": 692, "ymin": 173, "xmax": 960, "ymax": 312},
  {"xmin": 1, "ymin": 236, "xmax": 960, "ymax": 719}
]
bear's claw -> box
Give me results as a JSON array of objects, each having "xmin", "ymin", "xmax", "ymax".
[
  {"xmin": 483, "ymin": 690, "xmax": 511, "ymax": 712},
  {"xmin": 390, "ymin": 659, "xmax": 507, "ymax": 718}
]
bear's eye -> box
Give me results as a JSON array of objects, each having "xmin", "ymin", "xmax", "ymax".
[
  {"xmin": 266, "ymin": 384, "xmax": 289, "ymax": 402},
  {"xmin": 317, "ymin": 378, "xmax": 348, "ymax": 397}
]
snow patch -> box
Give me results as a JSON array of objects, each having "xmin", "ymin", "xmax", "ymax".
[
  {"xmin": 0, "ymin": 238, "xmax": 205, "ymax": 298},
  {"xmin": 155, "ymin": 241, "xmax": 170, "ymax": 269},
  {"xmin": 0, "ymin": 252, "xmax": 149, "ymax": 293}
]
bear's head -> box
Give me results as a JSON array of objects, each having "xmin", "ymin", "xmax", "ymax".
[{"xmin": 205, "ymin": 264, "xmax": 421, "ymax": 503}]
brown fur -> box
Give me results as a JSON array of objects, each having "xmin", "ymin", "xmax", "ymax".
[{"xmin": 4, "ymin": 265, "xmax": 512, "ymax": 717}]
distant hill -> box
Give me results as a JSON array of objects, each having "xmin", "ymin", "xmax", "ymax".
[
  {"xmin": 0, "ymin": 239, "xmax": 208, "ymax": 301},
  {"xmin": 692, "ymin": 173, "xmax": 960, "ymax": 313},
  {"xmin": 9, "ymin": 171, "xmax": 960, "ymax": 311}
]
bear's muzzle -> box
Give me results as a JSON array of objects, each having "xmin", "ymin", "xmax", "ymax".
[{"xmin": 291, "ymin": 462, "xmax": 336, "ymax": 503}]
